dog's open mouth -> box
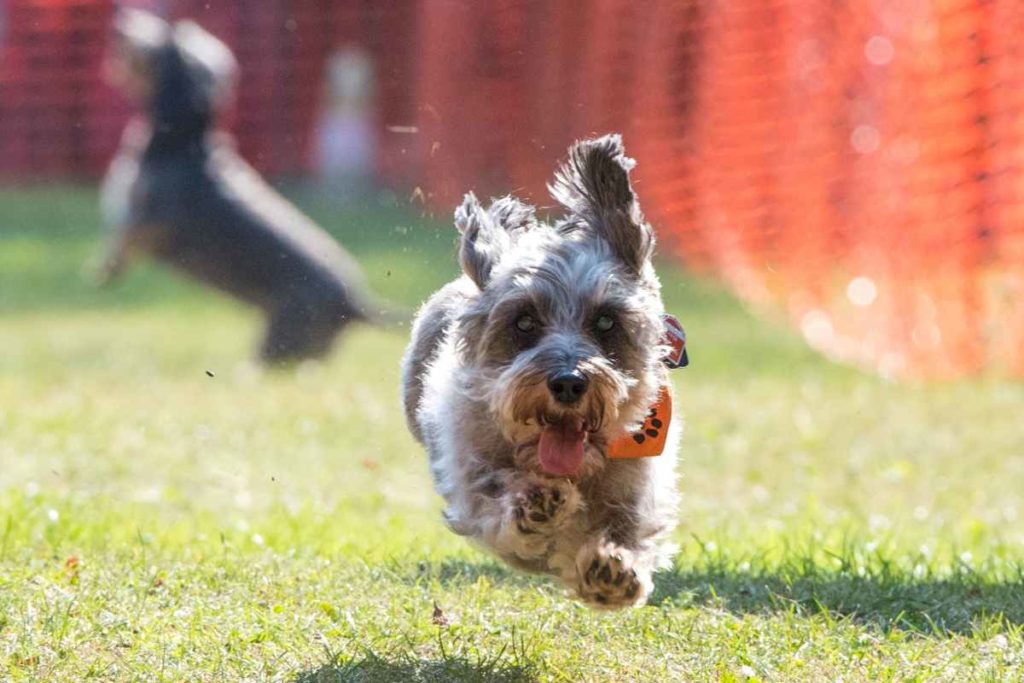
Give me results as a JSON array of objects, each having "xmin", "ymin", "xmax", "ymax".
[{"xmin": 537, "ymin": 416, "xmax": 587, "ymax": 476}]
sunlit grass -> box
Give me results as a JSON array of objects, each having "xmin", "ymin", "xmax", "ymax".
[{"xmin": 1, "ymin": 185, "xmax": 1023, "ymax": 681}]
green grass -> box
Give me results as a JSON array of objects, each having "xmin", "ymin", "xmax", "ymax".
[{"xmin": 1, "ymin": 185, "xmax": 1023, "ymax": 681}]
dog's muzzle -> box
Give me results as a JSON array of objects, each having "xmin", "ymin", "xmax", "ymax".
[{"xmin": 547, "ymin": 369, "xmax": 589, "ymax": 405}]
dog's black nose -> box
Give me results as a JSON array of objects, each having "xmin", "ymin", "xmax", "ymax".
[{"xmin": 548, "ymin": 371, "xmax": 589, "ymax": 404}]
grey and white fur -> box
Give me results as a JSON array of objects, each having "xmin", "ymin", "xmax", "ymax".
[
  {"xmin": 98, "ymin": 10, "xmax": 380, "ymax": 363},
  {"xmin": 402, "ymin": 135, "xmax": 680, "ymax": 608}
]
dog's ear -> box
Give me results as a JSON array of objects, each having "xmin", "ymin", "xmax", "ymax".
[
  {"xmin": 456, "ymin": 192, "xmax": 510, "ymax": 289},
  {"xmin": 114, "ymin": 9, "xmax": 170, "ymax": 50},
  {"xmin": 549, "ymin": 134, "xmax": 654, "ymax": 273},
  {"xmin": 172, "ymin": 20, "xmax": 237, "ymax": 107},
  {"xmin": 486, "ymin": 195, "xmax": 538, "ymax": 234}
]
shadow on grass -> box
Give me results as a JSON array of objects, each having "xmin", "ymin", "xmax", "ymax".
[
  {"xmin": 293, "ymin": 652, "xmax": 536, "ymax": 683},
  {"xmin": 408, "ymin": 558, "xmax": 547, "ymax": 589},
  {"xmin": 649, "ymin": 564, "xmax": 1024, "ymax": 635},
  {"xmin": 405, "ymin": 557, "xmax": 1024, "ymax": 636}
]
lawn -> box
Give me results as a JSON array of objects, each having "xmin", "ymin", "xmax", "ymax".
[{"xmin": 1, "ymin": 185, "xmax": 1023, "ymax": 682}]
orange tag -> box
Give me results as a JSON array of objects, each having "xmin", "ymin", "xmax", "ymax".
[{"xmin": 607, "ymin": 385, "xmax": 672, "ymax": 459}]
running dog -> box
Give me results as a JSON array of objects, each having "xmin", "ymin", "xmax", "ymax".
[{"xmin": 401, "ymin": 135, "xmax": 681, "ymax": 608}]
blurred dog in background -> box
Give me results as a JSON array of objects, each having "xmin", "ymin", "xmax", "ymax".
[
  {"xmin": 402, "ymin": 135, "xmax": 681, "ymax": 608},
  {"xmin": 98, "ymin": 9, "xmax": 381, "ymax": 363}
]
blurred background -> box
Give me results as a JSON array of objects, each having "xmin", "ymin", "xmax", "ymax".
[
  {"xmin": 3, "ymin": 3, "xmax": 1024, "ymax": 678},
  {"xmin": 2, "ymin": 0, "xmax": 1023, "ymax": 379}
]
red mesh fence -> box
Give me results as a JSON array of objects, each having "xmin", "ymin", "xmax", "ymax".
[
  {"xmin": 0, "ymin": 0, "xmax": 417, "ymax": 179},
  {"xmin": 408, "ymin": 1, "xmax": 1024, "ymax": 379},
  {"xmin": 1, "ymin": 0, "xmax": 1022, "ymax": 378}
]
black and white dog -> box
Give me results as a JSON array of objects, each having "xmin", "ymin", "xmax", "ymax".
[{"xmin": 99, "ymin": 10, "xmax": 379, "ymax": 363}]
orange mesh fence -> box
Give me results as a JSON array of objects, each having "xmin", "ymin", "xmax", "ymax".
[
  {"xmin": 2, "ymin": 1, "xmax": 1022, "ymax": 378},
  {"xmin": 408, "ymin": 1, "xmax": 1024, "ymax": 379}
]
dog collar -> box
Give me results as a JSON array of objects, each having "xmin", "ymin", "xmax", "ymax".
[{"xmin": 607, "ymin": 314, "xmax": 687, "ymax": 459}]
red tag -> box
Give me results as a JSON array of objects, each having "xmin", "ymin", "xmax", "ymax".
[{"xmin": 661, "ymin": 314, "xmax": 688, "ymax": 368}]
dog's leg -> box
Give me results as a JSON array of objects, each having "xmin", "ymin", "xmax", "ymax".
[
  {"xmin": 96, "ymin": 148, "xmax": 150, "ymax": 286},
  {"xmin": 570, "ymin": 536, "xmax": 656, "ymax": 609},
  {"xmin": 561, "ymin": 463, "xmax": 675, "ymax": 609},
  {"xmin": 95, "ymin": 224, "xmax": 139, "ymax": 284},
  {"xmin": 448, "ymin": 470, "xmax": 582, "ymax": 563},
  {"xmin": 90, "ymin": 223, "xmax": 162, "ymax": 286},
  {"xmin": 502, "ymin": 473, "xmax": 581, "ymax": 556},
  {"xmin": 92, "ymin": 232, "xmax": 130, "ymax": 286}
]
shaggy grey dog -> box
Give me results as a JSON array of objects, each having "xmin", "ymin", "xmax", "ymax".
[
  {"xmin": 98, "ymin": 10, "xmax": 377, "ymax": 363},
  {"xmin": 402, "ymin": 135, "xmax": 680, "ymax": 608}
]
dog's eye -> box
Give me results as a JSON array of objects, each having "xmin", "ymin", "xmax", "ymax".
[
  {"xmin": 595, "ymin": 314, "xmax": 616, "ymax": 333},
  {"xmin": 515, "ymin": 314, "xmax": 536, "ymax": 333}
]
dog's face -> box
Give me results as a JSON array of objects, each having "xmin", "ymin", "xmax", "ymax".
[
  {"xmin": 454, "ymin": 136, "xmax": 666, "ymax": 478},
  {"xmin": 106, "ymin": 10, "xmax": 236, "ymax": 128}
]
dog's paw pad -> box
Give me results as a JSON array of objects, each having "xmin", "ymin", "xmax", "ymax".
[
  {"xmin": 576, "ymin": 543, "xmax": 650, "ymax": 609},
  {"xmin": 512, "ymin": 478, "xmax": 578, "ymax": 536}
]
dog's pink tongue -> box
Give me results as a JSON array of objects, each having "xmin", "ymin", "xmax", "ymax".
[{"xmin": 538, "ymin": 421, "xmax": 586, "ymax": 476}]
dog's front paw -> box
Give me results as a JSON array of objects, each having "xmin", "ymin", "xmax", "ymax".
[
  {"xmin": 575, "ymin": 541, "xmax": 652, "ymax": 609},
  {"xmin": 511, "ymin": 476, "xmax": 580, "ymax": 536}
]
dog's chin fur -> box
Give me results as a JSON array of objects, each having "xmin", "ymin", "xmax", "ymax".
[
  {"xmin": 461, "ymin": 348, "xmax": 659, "ymax": 481},
  {"xmin": 401, "ymin": 135, "xmax": 681, "ymax": 609}
]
